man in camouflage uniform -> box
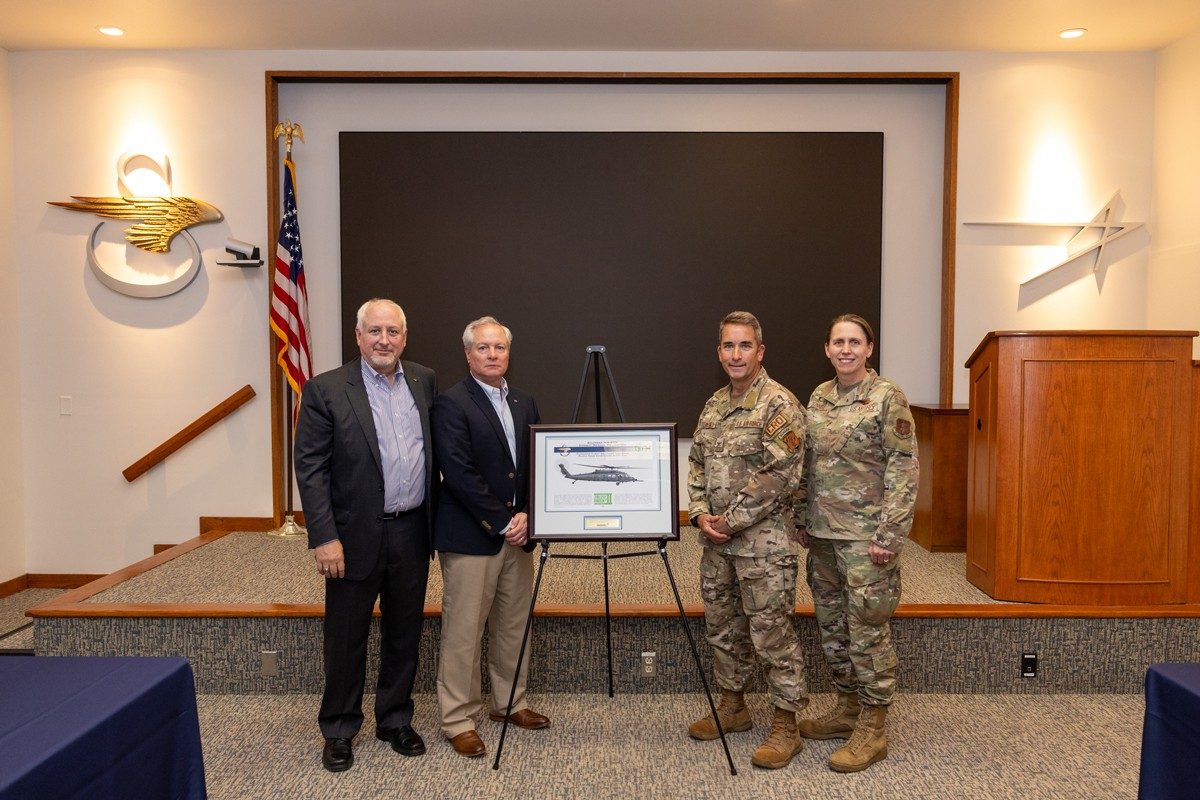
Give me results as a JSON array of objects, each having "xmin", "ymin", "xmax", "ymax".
[
  {"xmin": 795, "ymin": 315, "xmax": 919, "ymax": 774},
  {"xmin": 686, "ymin": 310, "xmax": 809, "ymax": 770}
]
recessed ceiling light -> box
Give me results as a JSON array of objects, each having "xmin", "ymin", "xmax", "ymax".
[
  {"xmin": 97, "ymin": 26, "xmax": 125, "ymax": 37},
  {"xmin": 1059, "ymin": 28, "xmax": 1087, "ymax": 40}
]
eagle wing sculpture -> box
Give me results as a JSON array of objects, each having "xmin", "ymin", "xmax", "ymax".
[{"xmin": 49, "ymin": 196, "xmax": 223, "ymax": 253}]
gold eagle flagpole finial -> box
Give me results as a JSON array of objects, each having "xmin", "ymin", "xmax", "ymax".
[{"xmin": 273, "ymin": 120, "xmax": 304, "ymax": 159}]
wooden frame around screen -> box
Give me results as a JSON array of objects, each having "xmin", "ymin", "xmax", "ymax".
[{"xmin": 263, "ymin": 70, "xmax": 960, "ymax": 523}]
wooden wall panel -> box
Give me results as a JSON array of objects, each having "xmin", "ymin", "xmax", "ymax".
[{"xmin": 911, "ymin": 404, "xmax": 968, "ymax": 552}]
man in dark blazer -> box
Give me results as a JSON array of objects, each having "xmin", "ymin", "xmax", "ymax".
[
  {"xmin": 294, "ymin": 298, "xmax": 437, "ymax": 772},
  {"xmin": 432, "ymin": 316, "xmax": 550, "ymax": 758}
]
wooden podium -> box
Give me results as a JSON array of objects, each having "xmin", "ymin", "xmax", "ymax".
[{"xmin": 964, "ymin": 330, "xmax": 1196, "ymax": 605}]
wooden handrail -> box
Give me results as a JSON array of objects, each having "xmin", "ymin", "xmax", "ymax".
[{"xmin": 122, "ymin": 385, "xmax": 257, "ymax": 482}]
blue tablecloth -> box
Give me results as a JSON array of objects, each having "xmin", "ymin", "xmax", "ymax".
[
  {"xmin": 0, "ymin": 656, "xmax": 206, "ymax": 800},
  {"xmin": 1140, "ymin": 663, "xmax": 1200, "ymax": 800}
]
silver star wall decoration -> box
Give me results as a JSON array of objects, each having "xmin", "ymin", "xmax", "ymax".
[{"xmin": 966, "ymin": 190, "xmax": 1147, "ymax": 301}]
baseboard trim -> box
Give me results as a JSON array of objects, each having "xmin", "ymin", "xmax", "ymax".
[
  {"xmin": 28, "ymin": 574, "xmax": 106, "ymax": 589},
  {"xmin": 199, "ymin": 515, "xmax": 305, "ymax": 534},
  {"xmin": 0, "ymin": 575, "xmax": 28, "ymax": 599}
]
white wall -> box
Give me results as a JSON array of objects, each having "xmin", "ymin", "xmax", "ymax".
[
  {"xmin": 0, "ymin": 49, "xmax": 25, "ymax": 583},
  {"xmin": 12, "ymin": 52, "xmax": 276, "ymax": 572},
  {"xmin": 1148, "ymin": 28, "xmax": 1200, "ymax": 348},
  {"xmin": 7, "ymin": 48, "xmax": 1162, "ymax": 573},
  {"xmin": 953, "ymin": 53, "xmax": 1156, "ymax": 379}
]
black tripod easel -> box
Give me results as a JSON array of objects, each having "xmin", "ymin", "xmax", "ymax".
[{"xmin": 493, "ymin": 346, "xmax": 737, "ymax": 775}]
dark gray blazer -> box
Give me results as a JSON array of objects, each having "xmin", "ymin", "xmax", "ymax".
[
  {"xmin": 294, "ymin": 358, "xmax": 437, "ymax": 580},
  {"xmin": 432, "ymin": 375, "xmax": 539, "ymax": 556}
]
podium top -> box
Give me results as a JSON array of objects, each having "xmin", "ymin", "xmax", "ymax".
[{"xmin": 965, "ymin": 329, "xmax": 1198, "ymax": 368}]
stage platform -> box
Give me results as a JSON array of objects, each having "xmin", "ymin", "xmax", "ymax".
[{"xmin": 27, "ymin": 528, "xmax": 1200, "ymax": 695}]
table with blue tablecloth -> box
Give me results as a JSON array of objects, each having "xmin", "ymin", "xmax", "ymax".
[
  {"xmin": 1140, "ymin": 662, "xmax": 1200, "ymax": 800},
  {"xmin": 0, "ymin": 656, "xmax": 206, "ymax": 800}
]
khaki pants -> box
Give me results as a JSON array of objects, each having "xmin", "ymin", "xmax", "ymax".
[{"xmin": 437, "ymin": 546, "xmax": 533, "ymax": 738}]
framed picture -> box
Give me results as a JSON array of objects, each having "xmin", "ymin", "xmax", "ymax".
[{"xmin": 529, "ymin": 423, "xmax": 679, "ymax": 542}]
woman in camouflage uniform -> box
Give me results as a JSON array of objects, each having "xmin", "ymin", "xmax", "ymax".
[{"xmin": 794, "ymin": 314, "xmax": 918, "ymax": 773}]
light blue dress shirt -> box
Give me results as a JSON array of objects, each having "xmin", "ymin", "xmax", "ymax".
[
  {"xmin": 473, "ymin": 376, "xmax": 516, "ymax": 464},
  {"xmin": 361, "ymin": 358, "xmax": 426, "ymax": 513}
]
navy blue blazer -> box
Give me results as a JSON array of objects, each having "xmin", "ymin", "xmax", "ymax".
[
  {"xmin": 432, "ymin": 375, "xmax": 540, "ymax": 555},
  {"xmin": 294, "ymin": 358, "xmax": 438, "ymax": 579}
]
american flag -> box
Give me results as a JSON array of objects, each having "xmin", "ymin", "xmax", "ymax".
[{"xmin": 268, "ymin": 159, "xmax": 314, "ymax": 402}]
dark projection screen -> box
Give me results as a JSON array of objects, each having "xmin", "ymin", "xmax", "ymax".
[{"xmin": 340, "ymin": 132, "xmax": 882, "ymax": 431}]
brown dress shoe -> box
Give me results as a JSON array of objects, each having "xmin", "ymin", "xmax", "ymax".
[
  {"xmin": 489, "ymin": 708, "xmax": 551, "ymax": 729},
  {"xmin": 448, "ymin": 730, "xmax": 486, "ymax": 757}
]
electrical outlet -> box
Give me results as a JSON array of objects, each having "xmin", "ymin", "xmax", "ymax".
[
  {"xmin": 59, "ymin": 396, "xmax": 72, "ymax": 416},
  {"xmin": 261, "ymin": 650, "xmax": 280, "ymax": 677},
  {"xmin": 640, "ymin": 651, "xmax": 657, "ymax": 678},
  {"xmin": 1021, "ymin": 651, "xmax": 1037, "ymax": 678}
]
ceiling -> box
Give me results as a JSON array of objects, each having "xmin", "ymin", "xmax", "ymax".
[{"xmin": 1, "ymin": 0, "xmax": 1198, "ymax": 53}]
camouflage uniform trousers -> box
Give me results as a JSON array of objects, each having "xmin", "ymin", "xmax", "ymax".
[
  {"xmin": 699, "ymin": 547, "xmax": 808, "ymax": 712},
  {"xmin": 806, "ymin": 537, "xmax": 901, "ymax": 706}
]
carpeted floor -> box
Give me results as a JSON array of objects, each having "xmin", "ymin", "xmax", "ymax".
[
  {"xmin": 87, "ymin": 529, "xmax": 1003, "ymax": 606},
  {"xmin": 0, "ymin": 589, "xmax": 62, "ymax": 650},
  {"xmin": 197, "ymin": 691, "xmax": 1143, "ymax": 800}
]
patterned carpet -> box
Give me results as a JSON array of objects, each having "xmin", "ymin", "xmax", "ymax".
[
  {"xmin": 197, "ymin": 691, "xmax": 1143, "ymax": 800},
  {"xmin": 8, "ymin": 548, "xmax": 1157, "ymax": 799},
  {"xmin": 0, "ymin": 589, "xmax": 61, "ymax": 650},
  {"xmin": 86, "ymin": 529, "xmax": 1002, "ymax": 606},
  {"xmin": 5, "ymin": 544, "xmax": 1158, "ymax": 798}
]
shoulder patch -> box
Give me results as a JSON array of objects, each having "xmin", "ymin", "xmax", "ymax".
[
  {"xmin": 764, "ymin": 413, "xmax": 787, "ymax": 438},
  {"xmin": 782, "ymin": 431, "xmax": 801, "ymax": 451},
  {"xmin": 894, "ymin": 419, "xmax": 913, "ymax": 438}
]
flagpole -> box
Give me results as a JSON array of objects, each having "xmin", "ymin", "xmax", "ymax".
[
  {"xmin": 274, "ymin": 370, "xmax": 303, "ymax": 537},
  {"xmin": 271, "ymin": 121, "xmax": 307, "ymax": 538}
]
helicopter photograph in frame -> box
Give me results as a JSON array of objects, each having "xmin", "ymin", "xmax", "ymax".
[{"xmin": 529, "ymin": 423, "xmax": 679, "ymax": 542}]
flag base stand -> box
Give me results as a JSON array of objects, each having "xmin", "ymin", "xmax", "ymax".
[{"xmin": 269, "ymin": 514, "xmax": 307, "ymax": 538}]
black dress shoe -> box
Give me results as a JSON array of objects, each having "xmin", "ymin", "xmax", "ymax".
[
  {"xmin": 376, "ymin": 724, "xmax": 426, "ymax": 756},
  {"xmin": 322, "ymin": 737, "xmax": 353, "ymax": 772}
]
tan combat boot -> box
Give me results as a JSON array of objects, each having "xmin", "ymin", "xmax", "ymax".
[
  {"xmin": 750, "ymin": 706, "xmax": 804, "ymax": 769},
  {"xmin": 687, "ymin": 689, "xmax": 752, "ymax": 740},
  {"xmin": 797, "ymin": 690, "xmax": 860, "ymax": 740},
  {"xmin": 828, "ymin": 704, "xmax": 888, "ymax": 773}
]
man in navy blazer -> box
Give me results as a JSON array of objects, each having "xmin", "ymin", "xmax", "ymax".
[
  {"xmin": 432, "ymin": 316, "xmax": 550, "ymax": 758},
  {"xmin": 295, "ymin": 298, "xmax": 437, "ymax": 772}
]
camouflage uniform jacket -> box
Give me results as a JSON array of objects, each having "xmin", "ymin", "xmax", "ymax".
[
  {"xmin": 688, "ymin": 369, "xmax": 806, "ymax": 558},
  {"xmin": 800, "ymin": 369, "xmax": 919, "ymax": 552}
]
